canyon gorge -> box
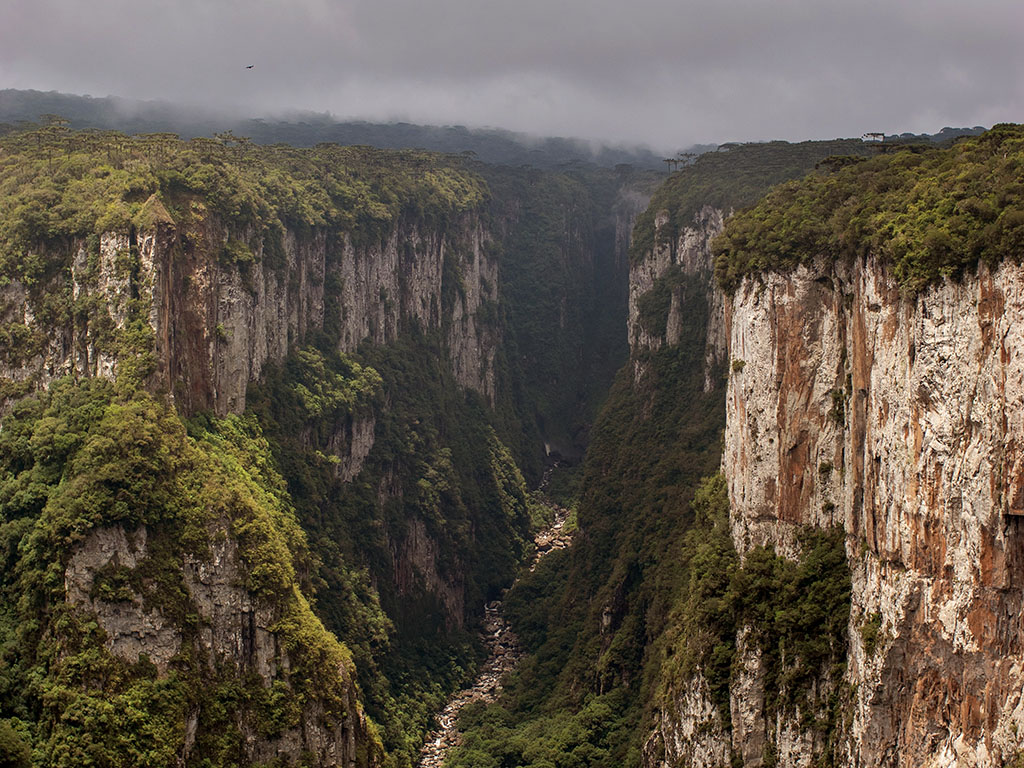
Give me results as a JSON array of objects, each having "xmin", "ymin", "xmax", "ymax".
[{"xmin": 1, "ymin": 116, "xmax": 1022, "ymax": 768}]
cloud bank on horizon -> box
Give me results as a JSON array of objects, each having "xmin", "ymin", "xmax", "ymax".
[{"xmin": 2, "ymin": 0, "xmax": 1022, "ymax": 150}]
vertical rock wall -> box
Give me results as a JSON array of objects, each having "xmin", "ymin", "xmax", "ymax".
[
  {"xmin": 626, "ymin": 204, "xmax": 727, "ymax": 385},
  {"xmin": 724, "ymin": 254, "xmax": 1024, "ymax": 767},
  {"xmin": 1, "ymin": 209, "xmax": 500, "ymax": 417}
]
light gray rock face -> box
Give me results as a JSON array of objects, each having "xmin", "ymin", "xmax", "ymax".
[
  {"xmin": 644, "ymin": 671, "xmax": 731, "ymax": 768},
  {"xmin": 729, "ymin": 626, "xmax": 767, "ymax": 766},
  {"xmin": 444, "ymin": 219, "xmax": 500, "ymax": 407},
  {"xmin": 183, "ymin": 532, "xmax": 282, "ymax": 683},
  {"xmin": 65, "ymin": 525, "xmax": 181, "ymax": 672},
  {"xmin": 0, "ymin": 232, "xmax": 142, "ymax": 396},
  {"xmin": 724, "ymin": 254, "xmax": 1024, "ymax": 767},
  {"xmin": 1, "ymin": 210, "xmax": 499, "ymax": 418},
  {"xmin": 64, "ymin": 522, "xmax": 371, "ymax": 768},
  {"xmin": 627, "ymin": 205, "xmax": 727, "ymax": 388}
]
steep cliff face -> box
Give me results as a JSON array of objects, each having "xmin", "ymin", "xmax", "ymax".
[
  {"xmin": 627, "ymin": 204, "xmax": 727, "ymax": 385},
  {"xmin": 0, "ymin": 210, "xmax": 498, "ymax": 417},
  {"xmin": 64, "ymin": 521, "xmax": 373, "ymax": 767},
  {"xmin": 626, "ymin": 143, "xmax": 884, "ymax": 768},
  {"xmin": 444, "ymin": 218, "xmax": 500, "ymax": 406},
  {"xmin": 724, "ymin": 254, "xmax": 1024, "ymax": 767}
]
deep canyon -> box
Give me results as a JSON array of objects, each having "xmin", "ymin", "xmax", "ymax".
[{"xmin": 1, "ymin": 117, "xmax": 1023, "ymax": 768}]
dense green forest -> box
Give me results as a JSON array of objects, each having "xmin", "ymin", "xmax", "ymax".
[
  {"xmin": 0, "ymin": 89, "xmax": 672, "ymax": 171},
  {"xmin": 628, "ymin": 138, "xmax": 872, "ymax": 263},
  {"xmin": 0, "ymin": 122, "xmax": 486, "ymax": 279},
  {"xmin": 713, "ymin": 124, "xmax": 1024, "ymax": 292},
  {"xmin": 247, "ymin": 332, "xmax": 535, "ymax": 765}
]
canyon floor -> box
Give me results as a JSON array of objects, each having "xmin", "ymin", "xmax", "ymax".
[{"xmin": 416, "ymin": 503, "xmax": 574, "ymax": 768}]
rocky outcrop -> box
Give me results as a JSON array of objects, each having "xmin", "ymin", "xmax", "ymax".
[
  {"xmin": 644, "ymin": 672, "xmax": 730, "ymax": 768},
  {"xmin": 65, "ymin": 525, "xmax": 182, "ymax": 671},
  {"xmin": 627, "ymin": 205, "xmax": 727, "ymax": 388},
  {"xmin": 65, "ymin": 522, "xmax": 374, "ymax": 768},
  {"xmin": 723, "ymin": 253, "xmax": 1024, "ymax": 766},
  {"xmin": 1, "ymin": 207, "xmax": 500, "ymax": 417}
]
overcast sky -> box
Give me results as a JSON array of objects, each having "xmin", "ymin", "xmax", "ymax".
[{"xmin": 3, "ymin": 0, "xmax": 1022, "ymax": 150}]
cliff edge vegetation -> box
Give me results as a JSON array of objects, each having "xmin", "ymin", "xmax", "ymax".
[{"xmin": 713, "ymin": 123, "xmax": 1024, "ymax": 292}]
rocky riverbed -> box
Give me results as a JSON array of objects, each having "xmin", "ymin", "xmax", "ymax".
[{"xmin": 416, "ymin": 505, "xmax": 573, "ymax": 768}]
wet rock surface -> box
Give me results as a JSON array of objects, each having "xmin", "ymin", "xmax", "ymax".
[{"xmin": 416, "ymin": 504, "xmax": 573, "ymax": 768}]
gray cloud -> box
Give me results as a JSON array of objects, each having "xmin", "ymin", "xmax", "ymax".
[{"xmin": 2, "ymin": 0, "xmax": 1022, "ymax": 149}]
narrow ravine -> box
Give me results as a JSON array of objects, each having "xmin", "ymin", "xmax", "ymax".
[{"xmin": 416, "ymin": 502, "xmax": 574, "ymax": 768}]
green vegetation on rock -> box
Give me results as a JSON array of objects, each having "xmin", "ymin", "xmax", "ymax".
[
  {"xmin": 628, "ymin": 138, "xmax": 872, "ymax": 341},
  {"xmin": 0, "ymin": 376, "xmax": 380, "ymax": 766},
  {"xmin": 0, "ymin": 121, "xmax": 656, "ymax": 767},
  {"xmin": 713, "ymin": 124, "xmax": 1024, "ymax": 293},
  {"xmin": 0, "ymin": 123, "xmax": 486, "ymax": 287},
  {"xmin": 629, "ymin": 139, "xmax": 871, "ymax": 266},
  {"xmin": 658, "ymin": 475, "xmax": 850, "ymax": 739}
]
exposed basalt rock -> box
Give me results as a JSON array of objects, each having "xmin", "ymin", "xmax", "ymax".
[
  {"xmin": 183, "ymin": 531, "xmax": 282, "ymax": 683},
  {"xmin": 0, "ymin": 233, "xmax": 140, "ymax": 395},
  {"xmin": 729, "ymin": 626, "xmax": 768, "ymax": 765},
  {"xmin": 444, "ymin": 219, "xmax": 500, "ymax": 406},
  {"xmin": 644, "ymin": 671, "xmax": 730, "ymax": 768},
  {"xmin": 627, "ymin": 205, "xmax": 727, "ymax": 388},
  {"xmin": 1, "ymin": 209, "xmax": 499, "ymax": 417},
  {"xmin": 724, "ymin": 254, "xmax": 1024, "ymax": 766},
  {"xmin": 65, "ymin": 522, "xmax": 374, "ymax": 768},
  {"xmin": 65, "ymin": 525, "xmax": 181, "ymax": 672}
]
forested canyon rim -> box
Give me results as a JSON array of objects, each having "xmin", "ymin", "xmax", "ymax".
[
  {"xmin": 0, "ymin": 124, "xmax": 650, "ymax": 767},
  {"xmin": 2, "ymin": 120, "xmax": 1024, "ymax": 768}
]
